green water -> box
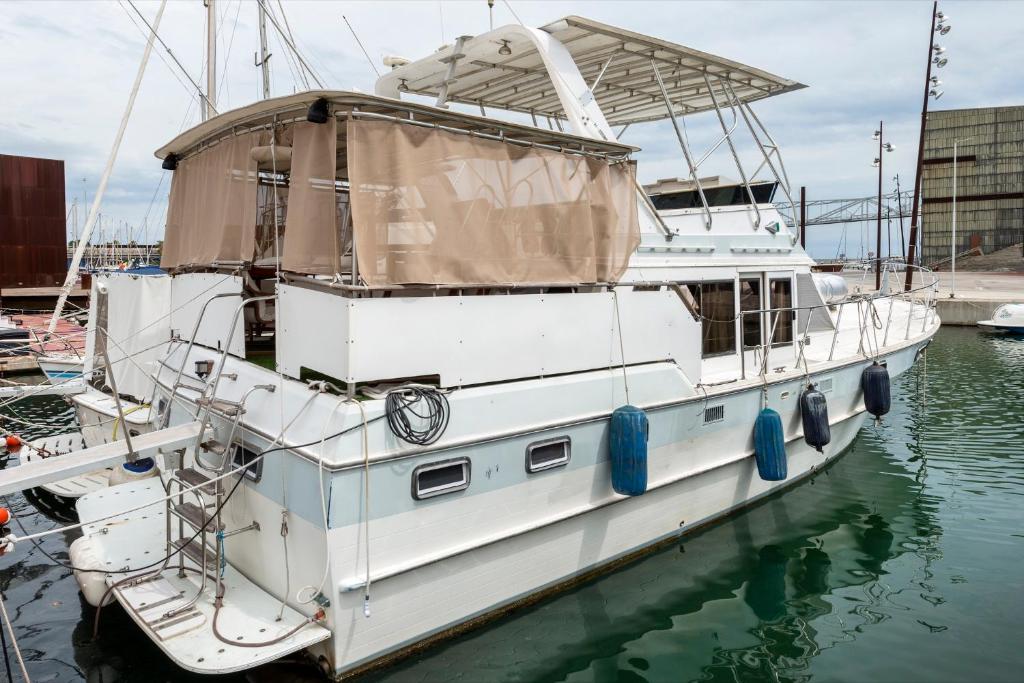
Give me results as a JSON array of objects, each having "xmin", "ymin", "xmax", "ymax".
[{"xmin": 1, "ymin": 327, "xmax": 1022, "ymax": 682}]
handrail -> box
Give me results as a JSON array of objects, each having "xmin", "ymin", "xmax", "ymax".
[
  {"xmin": 704, "ymin": 73, "xmax": 762, "ymax": 230},
  {"xmin": 193, "ymin": 295, "xmax": 276, "ymax": 443},
  {"xmin": 160, "ymin": 291, "xmax": 242, "ymax": 429},
  {"xmin": 650, "ymin": 59, "xmax": 712, "ymax": 230}
]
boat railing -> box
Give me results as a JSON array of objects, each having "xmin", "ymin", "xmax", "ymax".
[{"xmin": 738, "ymin": 260, "xmax": 938, "ymax": 380}]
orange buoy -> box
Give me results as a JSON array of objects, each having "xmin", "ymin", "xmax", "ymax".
[
  {"xmin": 5, "ymin": 434, "xmax": 21, "ymax": 451},
  {"xmin": 0, "ymin": 507, "xmax": 9, "ymax": 525}
]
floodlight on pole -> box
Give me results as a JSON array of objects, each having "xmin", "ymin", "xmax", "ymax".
[
  {"xmin": 933, "ymin": 57, "xmax": 948, "ymax": 68},
  {"xmin": 930, "ymin": 88, "xmax": 944, "ymax": 99}
]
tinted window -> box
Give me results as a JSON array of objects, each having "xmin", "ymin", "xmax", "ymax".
[
  {"xmin": 740, "ymin": 278, "xmax": 762, "ymax": 348},
  {"xmin": 770, "ymin": 278, "xmax": 794, "ymax": 344}
]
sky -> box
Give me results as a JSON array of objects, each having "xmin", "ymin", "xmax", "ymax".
[{"xmin": 1, "ymin": 0, "xmax": 1021, "ymax": 259}]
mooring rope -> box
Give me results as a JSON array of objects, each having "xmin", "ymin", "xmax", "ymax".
[{"xmin": 0, "ymin": 591, "xmax": 29, "ymax": 682}]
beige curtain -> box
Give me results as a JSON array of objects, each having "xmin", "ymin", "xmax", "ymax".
[
  {"xmin": 281, "ymin": 119, "xmax": 339, "ymax": 275},
  {"xmin": 161, "ymin": 131, "xmax": 261, "ymax": 269},
  {"xmin": 347, "ymin": 119, "xmax": 640, "ymax": 287}
]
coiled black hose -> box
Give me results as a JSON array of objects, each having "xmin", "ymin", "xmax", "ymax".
[{"xmin": 385, "ymin": 387, "xmax": 450, "ymax": 445}]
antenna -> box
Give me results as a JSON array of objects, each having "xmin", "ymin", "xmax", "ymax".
[
  {"xmin": 488, "ymin": 0, "xmax": 494, "ymax": 30},
  {"xmin": 342, "ymin": 14, "xmax": 381, "ymax": 78}
]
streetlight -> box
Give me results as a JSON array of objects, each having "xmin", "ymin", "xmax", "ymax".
[
  {"xmin": 905, "ymin": 2, "xmax": 952, "ymax": 291},
  {"xmin": 950, "ymin": 135, "xmax": 971, "ymax": 298},
  {"xmin": 872, "ymin": 122, "xmax": 895, "ymax": 290}
]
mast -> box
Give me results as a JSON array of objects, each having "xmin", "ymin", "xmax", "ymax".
[
  {"xmin": 46, "ymin": 0, "xmax": 167, "ymax": 336},
  {"xmin": 257, "ymin": 0, "xmax": 271, "ymax": 99},
  {"xmin": 204, "ymin": 0, "xmax": 217, "ymax": 121}
]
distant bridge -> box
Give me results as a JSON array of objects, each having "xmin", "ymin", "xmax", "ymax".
[{"xmin": 777, "ymin": 190, "xmax": 914, "ymax": 227}]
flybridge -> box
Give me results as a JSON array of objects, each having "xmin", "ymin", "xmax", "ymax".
[
  {"xmin": 375, "ymin": 16, "xmax": 805, "ymax": 129},
  {"xmin": 375, "ymin": 16, "xmax": 807, "ymax": 238}
]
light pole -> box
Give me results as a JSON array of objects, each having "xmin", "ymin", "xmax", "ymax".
[
  {"xmin": 872, "ymin": 123, "xmax": 895, "ymax": 290},
  {"xmin": 950, "ymin": 135, "xmax": 971, "ymax": 298},
  {"xmin": 904, "ymin": 2, "xmax": 951, "ymax": 290}
]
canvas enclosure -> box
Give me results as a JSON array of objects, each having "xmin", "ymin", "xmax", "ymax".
[
  {"xmin": 345, "ymin": 118, "xmax": 639, "ymax": 286},
  {"xmin": 161, "ymin": 131, "xmax": 262, "ymax": 269}
]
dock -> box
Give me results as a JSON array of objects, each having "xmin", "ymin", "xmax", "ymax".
[
  {"xmin": 0, "ymin": 312, "xmax": 87, "ymax": 375},
  {"xmin": 845, "ymin": 271, "xmax": 1024, "ymax": 326}
]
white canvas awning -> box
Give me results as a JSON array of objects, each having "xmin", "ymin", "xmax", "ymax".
[{"xmin": 376, "ymin": 16, "xmax": 806, "ymax": 126}]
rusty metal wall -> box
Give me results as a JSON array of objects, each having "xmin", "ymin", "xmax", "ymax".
[{"xmin": 0, "ymin": 154, "xmax": 67, "ymax": 288}]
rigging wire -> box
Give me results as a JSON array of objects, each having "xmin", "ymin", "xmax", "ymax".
[
  {"xmin": 342, "ymin": 15, "xmax": 380, "ymax": 79},
  {"xmin": 123, "ymin": 0, "xmax": 217, "ymax": 115},
  {"xmin": 216, "ymin": 0, "xmax": 244, "ymax": 104},
  {"xmin": 259, "ymin": 0, "xmax": 322, "ymax": 88}
]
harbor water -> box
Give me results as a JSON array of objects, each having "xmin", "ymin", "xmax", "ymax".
[{"xmin": 1, "ymin": 326, "xmax": 1021, "ymax": 682}]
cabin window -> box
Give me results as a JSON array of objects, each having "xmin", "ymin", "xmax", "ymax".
[
  {"xmin": 412, "ymin": 458, "xmax": 471, "ymax": 500},
  {"xmin": 739, "ymin": 277, "xmax": 762, "ymax": 348},
  {"xmin": 526, "ymin": 437, "xmax": 571, "ymax": 473},
  {"xmin": 231, "ymin": 444, "xmax": 263, "ymax": 482},
  {"xmin": 770, "ymin": 278, "xmax": 794, "ymax": 345},
  {"xmin": 682, "ymin": 281, "xmax": 736, "ymax": 356}
]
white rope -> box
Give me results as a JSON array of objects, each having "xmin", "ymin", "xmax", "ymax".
[
  {"xmin": 296, "ymin": 394, "xmax": 347, "ymax": 606},
  {"xmin": 611, "ymin": 289, "xmax": 631, "ymax": 405},
  {"xmin": 0, "ymin": 591, "xmax": 30, "ymax": 682}
]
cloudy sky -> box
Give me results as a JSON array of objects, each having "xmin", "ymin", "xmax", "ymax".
[{"xmin": 2, "ymin": 0, "xmax": 1020, "ymax": 258}]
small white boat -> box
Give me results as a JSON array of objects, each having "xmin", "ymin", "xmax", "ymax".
[
  {"xmin": 978, "ymin": 304, "xmax": 1024, "ymax": 334},
  {"xmin": 37, "ymin": 354, "xmax": 86, "ymax": 382}
]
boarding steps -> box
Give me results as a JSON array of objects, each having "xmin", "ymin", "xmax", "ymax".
[{"xmin": 76, "ymin": 477, "xmax": 330, "ymax": 674}]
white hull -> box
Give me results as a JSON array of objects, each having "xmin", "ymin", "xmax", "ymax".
[
  {"xmin": 314, "ymin": 338, "xmax": 925, "ymax": 675},
  {"xmin": 37, "ymin": 355, "xmax": 85, "ymax": 381},
  {"xmin": 71, "ymin": 325, "xmax": 929, "ymax": 676}
]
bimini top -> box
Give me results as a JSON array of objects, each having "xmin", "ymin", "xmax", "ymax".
[{"xmin": 376, "ymin": 15, "xmax": 805, "ymax": 126}]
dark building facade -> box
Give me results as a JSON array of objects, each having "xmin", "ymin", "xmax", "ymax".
[
  {"xmin": 0, "ymin": 153, "xmax": 67, "ymax": 288},
  {"xmin": 921, "ymin": 106, "xmax": 1024, "ymax": 266}
]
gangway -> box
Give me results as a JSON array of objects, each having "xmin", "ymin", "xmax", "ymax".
[{"xmin": 0, "ymin": 421, "xmax": 201, "ymax": 495}]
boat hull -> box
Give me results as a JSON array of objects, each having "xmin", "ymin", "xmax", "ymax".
[
  {"xmin": 316, "ymin": 336, "xmax": 930, "ymax": 676},
  {"xmin": 38, "ymin": 355, "xmax": 85, "ymax": 381}
]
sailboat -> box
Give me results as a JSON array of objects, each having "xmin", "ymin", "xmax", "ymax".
[{"xmin": 0, "ymin": 10, "xmax": 940, "ymax": 680}]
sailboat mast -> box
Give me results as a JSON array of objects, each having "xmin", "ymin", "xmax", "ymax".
[
  {"xmin": 258, "ymin": 0, "xmax": 271, "ymax": 99},
  {"xmin": 45, "ymin": 0, "xmax": 168, "ymax": 335},
  {"xmin": 204, "ymin": 0, "xmax": 217, "ymax": 121}
]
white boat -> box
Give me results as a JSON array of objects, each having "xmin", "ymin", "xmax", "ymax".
[
  {"xmin": 1, "ymin": 14, "xmax": 940, "ymax": 680},
  {"xmin": 978, "ymin": 303, "xmax": 1024, "ymax": 334},
  {"xmin": 37, "ymin": 354, "xmax": 86, "ymax": 382}
]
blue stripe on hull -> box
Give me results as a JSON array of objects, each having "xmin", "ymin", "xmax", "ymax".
[{"xmin": 43, "ymin": 370, "xmax": 83, "ymax": 379}]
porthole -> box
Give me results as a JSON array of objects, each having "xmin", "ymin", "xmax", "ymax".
[
  {"xmin": 231, "ymin": 444, "xmax": 263, "ymax": 482},
  {"xmin": 526, "ymin": 437, "xmax": 571, "ymax": 473},
  {"xmin": 412, "ymin": 458, "xmax": 471, "ymax": 500}
]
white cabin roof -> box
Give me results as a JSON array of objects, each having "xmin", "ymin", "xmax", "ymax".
[{"xmin": 376, "ymin": 16, "xmax": 805, "ymax": 126}]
